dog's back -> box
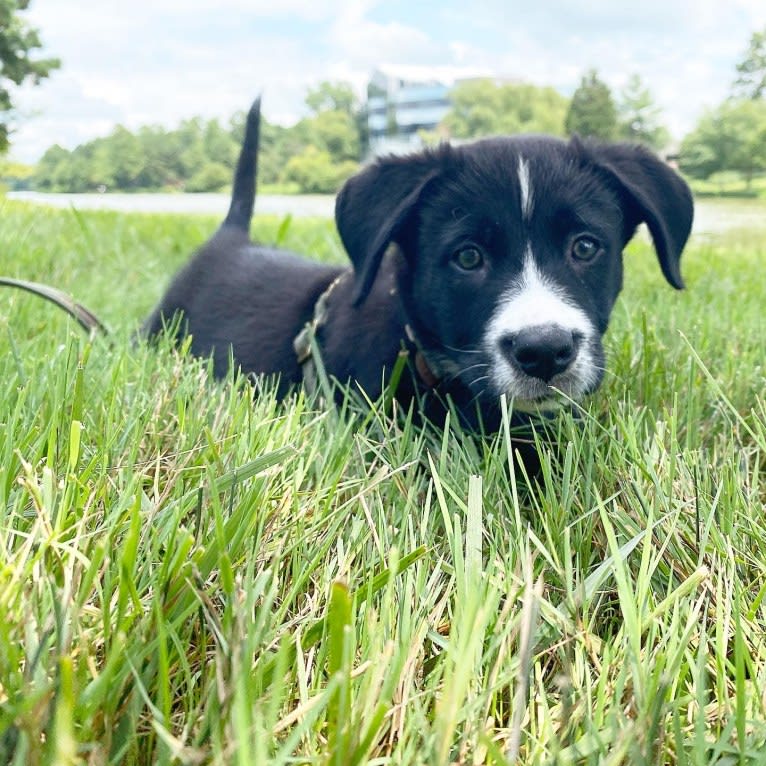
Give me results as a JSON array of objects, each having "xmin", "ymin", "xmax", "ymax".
[
  {"xmin": 145, "ymin": 95, "xmax": 693, "ymax": 424},
  {"xmin": 142, "ymin": 97, "xmax": 343, "ymax": 391}
]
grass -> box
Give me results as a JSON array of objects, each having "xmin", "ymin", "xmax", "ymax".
[
  {"xmin": 0, "ymin": 196, "xmax": 765, "ymax": 764},
  {"xmin": 686, "ymin": 172, "xmax": 766, "ymax": 199}
]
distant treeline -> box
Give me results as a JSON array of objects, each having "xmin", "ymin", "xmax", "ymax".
[
  {"xmin": 29, "ymin": 76, "xmax": 666, "ymax": 195},
  {"xmin": 34, "ymin": 82, "xmax": 364, "ymax": 195},
  {"xmin": 19, "ymin": 27, "xmax": 766, "ymax": 197}
]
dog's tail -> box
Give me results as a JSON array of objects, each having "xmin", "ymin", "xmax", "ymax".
[{"xmin": 222, "ymin": 96, "xmax": 261, "ymax": 232}]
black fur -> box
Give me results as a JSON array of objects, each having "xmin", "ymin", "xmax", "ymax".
[{"xmin": 143, "ymin": 98, "xmax": 694, "ymax": 430}]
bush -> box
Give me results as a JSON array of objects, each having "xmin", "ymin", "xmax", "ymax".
[
  {"xmin": 283, "ymin": 147, "xmax": 357, "ymax": 194},
  {"xmin": 185, "ymin": 162, "xmax": 232, "ymax": 192}
]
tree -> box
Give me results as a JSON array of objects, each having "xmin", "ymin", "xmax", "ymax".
[
  {"xmin": 34, "ymin": 144, "xmax": 67, "ymax": 190},
  {"xmin": 104, "ymin": 126, "xmax": 146, "ymax": 188},
  {"xmin": 680, "ymin": 99, "xmax": 766, "ymax": 187},
  {"xmin": 34, "ymin": 119, "xmax": 209, "ymax": 192},
  {"xmin": 305, "ymin": 80, "xmax": 367, "ymax": 159},
  {"xmin": 309, "ymin": 109, "xmax": 359, "ymax": 162},
  {"xmin": 565, "ymin": 70, "xmax": 617, "ymax": 140},
  {"xmin": 442, "ymin": 79, "xmax": 569, "ymax": 139},
  {"xmin": 306, "ymin": 81, "xmax": 357, "ymax": 117},
  {"xmin": 616, "ymin": 74, "xmax": 669, "ymax": 149},
  {"xmin": 31, "ymin": 82, "xmax": 363, "ymax": 194},
  {"xmin": 174, "ymin": 116, "xmax": 207, "ymax": 180},
  {"xmin": 733, "ymin": 26, "xmax": 766, "ymax": 100},
  {"xmin": 0, "ymin": 156, "xmax": 32, "ymax": 188},
  {"xmin": 256, "ymin": 117, "xmax": 310, "ymax": 186},
  {"xmin": 0, "ymin": 0, "xmax": 59, "ymax": 152},
  {"xmin": 136, "ymin": 125, "xmax": 184, "ymax": 188},
  {"xmin": 186, "ymin": 161, "xmax": 231, "ymax": 192},
  {"xmin": 443, "ymin": 80, "xmax": 499, "ymax": 137},
  {"xmin": 202, "ymin": 118, "xmax": 237, "ymax": 167},
  {"xmin": 282, "ymin": 145, "xmax": 357, "ymax": 194}
]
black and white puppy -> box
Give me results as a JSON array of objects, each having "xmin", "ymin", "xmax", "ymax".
[{"xmin": 143, "ymin": 99, "xmax": 693, "ymax": 431}]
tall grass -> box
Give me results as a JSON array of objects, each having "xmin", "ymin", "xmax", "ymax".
[{"xmin": 0, "ymin": 198, "xmax": 765, "ymax": 764}]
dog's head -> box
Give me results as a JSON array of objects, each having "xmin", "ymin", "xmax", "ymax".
[{"xmin": 335, "ymin": 136, "xmax": 693, "ymax": 411}]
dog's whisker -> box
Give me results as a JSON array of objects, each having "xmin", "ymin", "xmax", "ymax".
[
  {"xmin": 466, "ymin": 386, "xmax": 493, "ymax": 410},
  {"xmin": 457, "ymin": 362, "xmax": 489, "ymax": 376},
  {"xmin": 467, "ymin": 374, "xmax": 491, "ymax": 388},
  {"xmin": 438, "ymin": 362, "xmax": 490, "ymax": 388},
  {"xmin": 440, "ymin": 342, "xmax": 483, "ymax": 355}
]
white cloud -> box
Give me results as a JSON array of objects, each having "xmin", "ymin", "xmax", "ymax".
[
  {"xmin": 328, "ymin": 5, "xmax": 439, "ymax": 66},
  {"xmin": 7, "ymin": 0, "xmax": 765, "ymax": 161}
]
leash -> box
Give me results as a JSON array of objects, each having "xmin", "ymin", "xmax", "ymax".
[
  {"xmin": 293, "ymin": 272, "xmax": 347, "ymax": 397},
  {"xmin": 0, "ymin": 276, "xmax": 108, "ymax": 338},
  {"xmin": 293, "ymin": 272, "xmax": 442, "ymax": 396},
  {"xmin": 2, "ymin": 273, "xmax": 442, "ymax": 399}
]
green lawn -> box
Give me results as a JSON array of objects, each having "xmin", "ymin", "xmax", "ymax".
[
  {"xmin": 1, "ymin": 198, "xmax": 765, "ymax": 765},
  {"xmin": 687, "ymin": 172, "xmax": 766, "ymax": 199}
]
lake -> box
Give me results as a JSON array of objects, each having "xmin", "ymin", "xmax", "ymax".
[
  {"xmin": 7, "ymin": 191, "xmax": 335, "ymax": 219},
  {"xmin": 6, "ymin": 191, "xmax": 765, "ymax": 237}
]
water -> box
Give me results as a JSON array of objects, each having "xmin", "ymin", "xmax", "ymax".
[
  {"xmin": 6, "ymin": 191, "xmax": 335, "ymax": 219},
  {"xmin": 689, "ymin": 199, "xmax": 765, "ymax": 236},
  {"xmin": 6, "ymin": 191, "xmax": 765, "ymax": 236}
]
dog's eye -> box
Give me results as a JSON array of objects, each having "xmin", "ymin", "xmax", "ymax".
[
  {"xmin": 571, "ymin": 236, "xmax": 601, "ymax": 262},
  {"xmin": 453, "ymin": 247, "xmax": 484, "ymax": 271}
]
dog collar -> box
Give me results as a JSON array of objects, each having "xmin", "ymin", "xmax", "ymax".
[
  {"xmin": 293, "ymin": 276, "xmax": 442, "ymax": 398},
  {"xmin": 404, "ymin": 323, "xmax": 441, "ymax": 389},
  {"xmin": 293, "ymin": 271, "xmax": 347, "ymax": 397}
]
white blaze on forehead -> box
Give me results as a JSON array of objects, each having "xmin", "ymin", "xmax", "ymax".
[{"xmin": 517, "ymin": 156, "xmax": 534, "ymax": 221}]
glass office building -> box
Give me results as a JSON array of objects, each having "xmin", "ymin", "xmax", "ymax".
[{"xmin": 367, "ymin": 68, "xmax": 452, "ymax": 155}]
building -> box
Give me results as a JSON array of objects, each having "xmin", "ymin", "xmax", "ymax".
[{"xmin": 367, "ymin": 67, "xmax": 453, "ymax": 155}]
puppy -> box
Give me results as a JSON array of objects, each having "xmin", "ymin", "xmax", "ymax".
[{"xmin": 143, "ymin": 98, "xmax": 693, "ymax": 432}]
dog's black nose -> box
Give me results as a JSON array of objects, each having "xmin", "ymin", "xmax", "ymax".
[{"xmin": 500, "ymin": 327, "xmax": 579, "ymax": 382}]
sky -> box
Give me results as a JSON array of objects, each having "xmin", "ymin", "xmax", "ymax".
[{"xmin": 8, "ymin": 0, "xmax": 766, "ymax": 163}]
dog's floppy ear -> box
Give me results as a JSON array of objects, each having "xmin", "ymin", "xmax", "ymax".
[
  {"xmin": 588, "ymin": 141, "xmax": 694, "ymax": 289},
  {"xmin": 335, "ymin": 151, "xmax": 443, "ymax": 305}
]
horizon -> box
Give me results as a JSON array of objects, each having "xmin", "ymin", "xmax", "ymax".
[{"xmin": 8, "ymin": 0, "xmax": 766, "ymax": 163}]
